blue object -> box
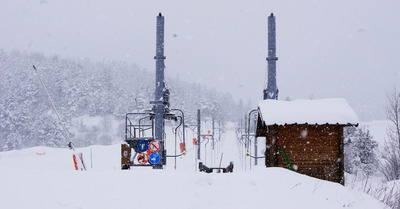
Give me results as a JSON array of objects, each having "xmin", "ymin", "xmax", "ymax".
[
  {"xmin": 137, "ymin": 141, "xmax": 149, "ymax": 152},
  {"xmin": 149, "ymin": 152, "xmax": 161, "ymax": 164}
]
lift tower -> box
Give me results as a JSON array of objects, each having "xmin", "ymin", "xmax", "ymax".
[
  {"xmin": 122, "ymin": 13, "xmax": 185, "ymax": 170},
  {"xmin": 152, "ymin": 12, "xmax": 167, "ymax": 169},
  {"xmin": 264, "ymin": 13, "xmax": 278, "ymax": 100},
  {"xmin": 154, "ymin": 13, "xmax": 166, "ymax": 143}
]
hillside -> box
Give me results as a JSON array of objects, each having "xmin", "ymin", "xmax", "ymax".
[{"xmin": 0, "ymin": 50, "xmax": 244, "ymax": 151}]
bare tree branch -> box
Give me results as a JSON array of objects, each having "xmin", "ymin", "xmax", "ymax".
[{"xmin": 381, "ymin": 88, "xmax": 400, "ymax": 181}]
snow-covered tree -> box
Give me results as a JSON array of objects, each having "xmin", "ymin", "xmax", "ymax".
[
  {"xmin": 0, "ymin": 50, "xmax": 242, "ymax": 150},
  {"xmin": 344, "ymin": 125, "xmax": 378, "ymax": 176}
]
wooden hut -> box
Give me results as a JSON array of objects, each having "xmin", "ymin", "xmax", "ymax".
[{"xmin": 256, "ymin": 98, "xmax": 358, "ymax": 184}]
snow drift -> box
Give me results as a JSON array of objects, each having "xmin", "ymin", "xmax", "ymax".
[{"xmin": 0, "ymin": 134, "xmax": 384, "ymax": 209}]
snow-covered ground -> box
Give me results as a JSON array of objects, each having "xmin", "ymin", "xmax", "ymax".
[
  {"xmin": 347, "ymin": 120, "xmax": 400, "ymax": 207},
  {"xmin": 0, "ymin": 123, "xmax": 386, "ymax": 209}
]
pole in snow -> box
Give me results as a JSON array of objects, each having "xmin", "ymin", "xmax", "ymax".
[
  {"xmin": 254, "ymin": 117, "xmax": 258, "ymax": 165},
  {"xmin": 32, "ymin": 65, "xmax": 74, "ymax": 151},
  {"xmin": 248, "ymin": 109, "xmax": 258, "ymax": 165},
  {"xmin": 197, "ymin": 109, "xmax": 201, "ymax": 160},
  {"xmin": 212, "ymin": 117, "xmax": 215, "ymax": 150},
  {"xmin": 245, "ymin": 115, "xmax": 248, "ymax": 151},
  {"xmin": 33, "ymin": 65, "xmax": 87, "ymax": 171}
]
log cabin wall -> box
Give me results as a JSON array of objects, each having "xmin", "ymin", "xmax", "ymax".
[{"xmin": 264, "ymin": 124, "xmax": 344, "ymax": 184}]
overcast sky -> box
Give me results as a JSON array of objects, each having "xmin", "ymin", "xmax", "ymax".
[{"xmin": 1, "ymin": 0, "xmax": 399, "ymax": 121}]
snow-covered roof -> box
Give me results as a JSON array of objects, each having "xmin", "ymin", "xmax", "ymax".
[{"xmin": 257, "ymin": 98, "xmax": 358, "ymax": 126}]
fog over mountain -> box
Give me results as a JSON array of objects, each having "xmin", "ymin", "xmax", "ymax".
[{"xmin": 1, "ymin": 0, "xmax": 400, "ymax": 121}]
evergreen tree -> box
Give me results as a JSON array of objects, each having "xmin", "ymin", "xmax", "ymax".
[
  {"xmin": 344, "ymin": 126, "xmax": 378, "ymax": 176},
  {"xmin": 0, "ymin": 50, "xmax": 242, "ymax": 150}
]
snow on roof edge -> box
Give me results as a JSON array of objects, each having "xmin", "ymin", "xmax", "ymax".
[{"xmin": 257, "ymin": 98, "xmax": 359, "ymax": 126}]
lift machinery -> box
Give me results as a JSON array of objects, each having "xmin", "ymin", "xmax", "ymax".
[{"xmin": 121, "ymin": 13, "xmax": 185, "ymax": 169}]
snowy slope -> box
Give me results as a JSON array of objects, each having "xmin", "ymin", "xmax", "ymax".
[{"xmin": 0, "ymin": 124, "xmax": 384, "ymax": 209}]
